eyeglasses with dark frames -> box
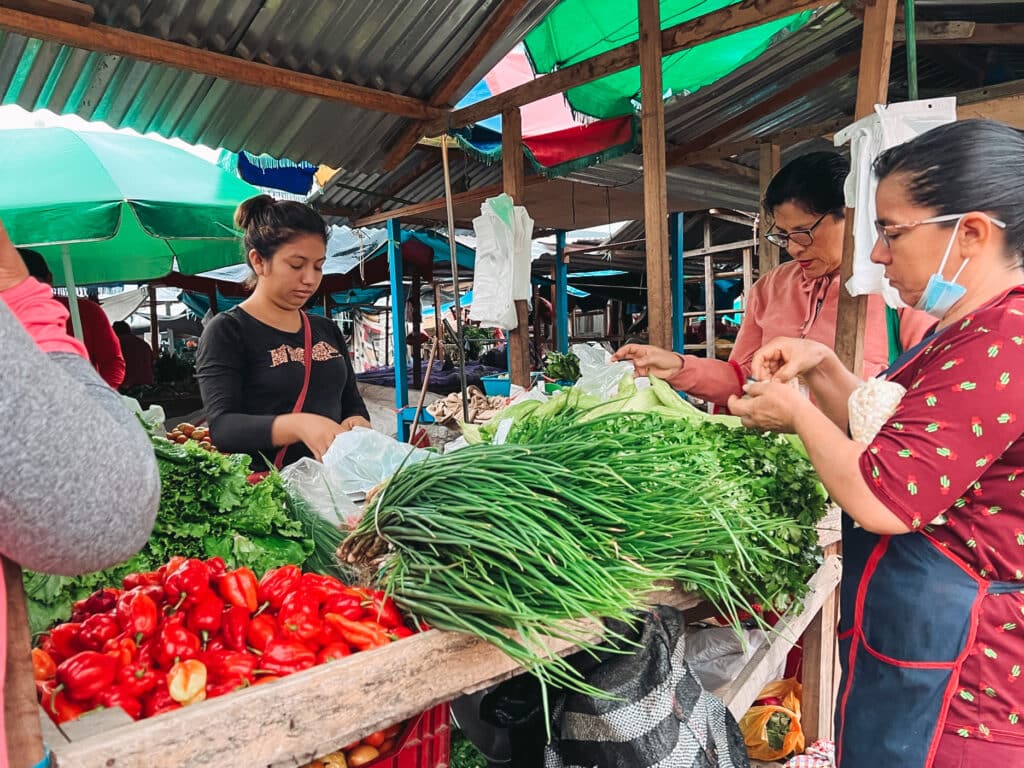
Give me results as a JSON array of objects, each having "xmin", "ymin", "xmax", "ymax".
[{"xmin": 765, "ymin": 211, "xmax": 831, "ymax": 249}]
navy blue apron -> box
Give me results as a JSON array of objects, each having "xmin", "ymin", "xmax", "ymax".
[{"xmin": 834, "ymin": 332, "xmax": 1020, "ymax": 767}]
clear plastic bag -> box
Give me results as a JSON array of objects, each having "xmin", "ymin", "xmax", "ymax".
[
  {"xmin": 280, "ymin": 458, "xmax": 362, "ymax": 528},
  {"xmin": 571, "ymin": 342, "xmax": 635, "ymax": 401},
  {"xmin": 321, "ymin": 427, "xmax": 431, "ymax": 495}
]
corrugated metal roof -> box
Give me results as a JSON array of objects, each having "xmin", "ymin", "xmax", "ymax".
[{"xmin": 0, "ymin": 0, "xmax": 559, "ymax": 170}]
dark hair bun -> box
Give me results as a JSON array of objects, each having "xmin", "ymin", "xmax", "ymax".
[{"xmin": 234, "ymin": 194, "xmax": 277, "ymax": 231}]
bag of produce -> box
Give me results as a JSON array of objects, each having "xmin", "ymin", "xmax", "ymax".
[{"xmin": 738, "ymin": 678, "xmax": 805, "ymax": 761}]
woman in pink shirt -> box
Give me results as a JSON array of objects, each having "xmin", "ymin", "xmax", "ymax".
[{"xmin": 612, "ymin": 152, "xmax": 934, "ymax": 407}]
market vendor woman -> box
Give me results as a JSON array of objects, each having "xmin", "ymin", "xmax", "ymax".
[
  {"xmin": 731, "ymin": 120, "xmax": 1024, "ymax": 767},
  {"xmin": 612, "ymin": 151, "xmax": 933, "ymax": 405},
  {"xmin": 197, "ymin": 195, "xmax": 370, "ymax": 470}
]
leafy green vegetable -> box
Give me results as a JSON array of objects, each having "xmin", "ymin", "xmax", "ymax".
[
  {"xmin": 25, "ymin": 439, "xmax": 315, "ymax": 635},
  {"xmin": 543, "ymin": 351, "xmax": 580, "ymax": 382}
]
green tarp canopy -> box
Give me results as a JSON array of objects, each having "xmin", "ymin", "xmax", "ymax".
[
  {"xmin": 524, "ymin": 0, "xmax": 812, "ymax": 119},
  {"xmin": 0, "ymin": 127, "xmax": 258, "ymax": 286}
]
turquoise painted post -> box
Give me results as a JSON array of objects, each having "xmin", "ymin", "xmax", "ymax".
[
  {"xmin": 387, "ymin": 219, "xmax": 409, "ymax": 439},
  {"xmin": 555, "ymin": 230, "xmax": 569, "ymax": 354},
  {"xmin": 669, "ymin": 212, "xmax": 685, "ymax": 353}
]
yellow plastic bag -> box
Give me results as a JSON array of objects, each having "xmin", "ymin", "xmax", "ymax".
[{"xmin": 738, "ymin": 678, "xmax": 805, "ymax": 761}]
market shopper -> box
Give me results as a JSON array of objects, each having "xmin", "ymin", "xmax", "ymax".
[
  {"xmin": 611, "ymin": 152, "xmax": 933, "ymax": 407},
  {"xmin": 730, "ymin": 119, "xmax": 1024, "ymax": 767},
  {"xmin": 19, "ymin": 248, "xmax": 126, "ymax": 389},
  {"xmin": 196, "ymin": 195, "xmax": 370, "ymax": 470},
  {"xmin": 113, "ymin": 320, "xmax": 155, "ymax": 390}
]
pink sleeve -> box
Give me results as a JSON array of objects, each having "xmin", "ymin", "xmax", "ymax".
[{"xmin": 0, "ymin": 277, "xmax": 88, "ymax": 357}]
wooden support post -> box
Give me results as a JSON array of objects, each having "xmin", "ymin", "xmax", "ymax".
[
  {"xmin": 639, "ymin": 0, "xmax": 672, "ymax": 351},
  {"xmin": 554, "ymin": 231, "xmax": 569, "ymax": 354},
  {"xmin": 148, "ymin": 284, "xmax": 159, "ymax": 355},
  {"xmin": 4, "ymin": 558, "xmax": 45, "ymax": 767},
  {"xmin": 803, "ymin": 0, "xmax": 900, "ymax": 744},
  {"xmin": 669, "ymin": 212, "xmax": 685, "ymax": 353},
  {"xmin": 411, "ymin": 272, "xmax": 422, "ymax": 390},
  {"xmin": 502, "ymin": 107, "xmax": 531, "ymax": 389},
  {"xmin": 758, "ymin": 143, "xmax": 781, "ymax": 276}
]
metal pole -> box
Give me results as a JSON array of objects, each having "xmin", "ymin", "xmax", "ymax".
[
  {"xmin": 148, "ymin": 283, "xmax": 159, "ymax": 355},
  {"xmin": 669, "ymin": 212, "xmax": 685, "ymax": 353},
  {"xmin": 554, "ymin": 230, "xmax": 569, "ymax": 354},
  {"xmin": 905, "ymin": 0, "xmax": 919, "ymax": 100},
  {"xmin": 61, "ymin": 245, "xmax": 84, "ymax": 342},
  {"xmin": 441, "ymin": 135, "xmax": 470, "ymax": 422}
]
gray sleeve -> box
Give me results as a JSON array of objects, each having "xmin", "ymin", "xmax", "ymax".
[{"xmin": 0, "ymin": 301, "xmax": 159, "ymax": 575}]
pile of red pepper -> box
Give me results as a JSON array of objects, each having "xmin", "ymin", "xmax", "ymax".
[{"xmin": 34, "ymin": 556, "xmax": 415, "ymax": 725}]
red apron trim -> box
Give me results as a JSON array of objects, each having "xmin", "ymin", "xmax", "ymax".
[
  {"xmin": 857, "ymin": 633, "xmax": 957, "ymax": 670},
  {"xmin": 273, "ymin": 313, "xmax": 313, "ymax": 470},
  {"xmin": 838, "ymin": 628, "xmax": 855, "ymax": 641}
]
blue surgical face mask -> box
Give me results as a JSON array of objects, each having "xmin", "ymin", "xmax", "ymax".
[{"xmin": 915, "ymin": 216, "xmax": 970, "ymax": 319}]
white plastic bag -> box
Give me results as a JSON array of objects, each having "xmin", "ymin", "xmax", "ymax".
[
  {"xmin": 571, "ymin": 342, "xmax": 635, "ymax": 400},
  {"xmin": 684, "ymin": 626, "xmax": 772, "ymax": 692},
  {"xmin": 321, "ymin": 427, "xmax": 431, "ymax": 496},
  {"xmin": 121, "ymin": 395, "xmax": 166, "ymax": 432},
  {"xmin": 835, "ymin": 98, "xmax": 956, "ymax": 305},
  {"xmin": 469, "ymin": 194, "xmax": 536, "ymax": 329},
  {"xmin": 280, "ymin": 458, "xmax": 362, "ymax": 528}
]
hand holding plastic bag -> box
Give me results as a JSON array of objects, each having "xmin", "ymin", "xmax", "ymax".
[
  {"xmin": 321, "ymin": 427, "xmax": 431, "ymax": 496},
  {"xmin": 571, "ymin": 343, "xmax": 635, "ymax": 401}
]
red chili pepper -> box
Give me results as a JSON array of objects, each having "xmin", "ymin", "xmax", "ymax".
[
  {"xmin": 45, "ymin": 622, "xmax": 84, "ymax": 662},
  {"xmin": 122, "ymin": 570, "xmax": 161, "ymax": 590},
  {"xmin": 316, "ymin": 642, "xmax": 352, "ymax": 664},
  {"xmin": 389, "ymin": 626, "xmax": 414, "ymax": 640},
  {"xmin": 155, "ymin": 622, "xmax": 201, "ymax": 668},
  {"xmin": 37, "ymin": 680, "xmax": 85, "ymax": 724},
  {"xmin": 257, "ymin": 564, "xmax": 301, "ymax": 609},
  {"xmin": 117, "ymin": 590, "xmax": 159, "ymax": 643},
  {"xmin": 143, "ymin": 687, "xmax": 181, "ymax": 718},
  {"xmin": 185, "ymin": 588, "xmax": 224, "ymax": 641},
  {"xmin": 158, "ymin": 555, "xmax": 188, "ymax": 583},
  {"xmin": 116, "ymin": 661, "xmax": 159, "ymax": 699},
  {"xmin": 136, "ymin": 584, "xmax": 167, "ymax": 608},
  {"xmin": 323, "ymin": 592, "xmax": 365, "ymax": 621},
  {"xmin": 77, "ymin": 614, "xmax": 121, "ymax": 652},
  {"xmin": 206, "ymin": 637, "xmax": 227, "ymax": 653},
  {"xmin": 299, "ymin": 572, "xmax": 346, "ymax": 604},
  {"xmin": 323, "ymin": 613, "xmax": 391, "ymax": 652},
  {"xmin": 205, "ymin": 556, "xmax": 228, "ymax": 579},
  {"xmin": 260, "ymin": 638, "xmax": 316, "ymax": 676},
  {"xmin": 217, "ymin": 567, "xmax": 259, "ymax": 612},
  {"xmin": 246, "ymin": 613, "xmax": 277, "ymax": 653},
  {"xmin": 164, "ymin": 558, "xmax": 211, "ymax": 609},
  {"xmin": 221, "ymin": 605, "xmax": 250, "ymax": 652},
  {"xmin": 277, "ymin": 590, "xmax": 320, "ymax": 642},
  {"xmin": 81, "ymin": 587, "xmax": 121, "ymax": 617},
  {"xmin": 367, "ymin": 590, "xmax": 404, "ymax": 629},
  {"xmin": 203, "ymin": 649, "xmax": 258, "ymax": 685},
  {"xmin": 207, "ymin": 679, "xmax": 245, "ymax": 699},
  {"xmin": 103, "ymin": 636, "xmax": 138, "ymax": 668},
  {"xmin": 99, "ymin": 687, "xmax": 142, "ymax": 720},
  {"xmin": 56, "ymin": 650, "xmax": 117, "ymax": 703},
  {"xmin": 32, "ymin": 648, "xmax": 56, "ymax": 681},
  {"xmin": 167, "ymin": 659, "xmax": 208, "ymax": 705}
]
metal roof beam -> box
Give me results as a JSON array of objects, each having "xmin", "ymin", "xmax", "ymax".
[
  {"xmin": 895, "ymin": 22, "xmax": 1024, "ymax": 45},
  {"xmin": 383, "ymin": 0, "xmax": 533, "ymax": 169},
  {"xmin": 665, "ymin": 51, "xmax": 861, "ymax": 166},
  {"xmin": 427, "ymin": 0, "xmax": 824, "ymax": 135},
  {"xmin": 0, "ymin": 6, "xmax": 445, "ymax": 120}
]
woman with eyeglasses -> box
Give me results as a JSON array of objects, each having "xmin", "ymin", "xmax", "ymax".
[
  {"xmin": 612, "ymin": 151, "xmax": 933, "ymax": 407},
  {"xmin": 731, "ymin": 119, "xmax": 1024, "ymax": 767}
]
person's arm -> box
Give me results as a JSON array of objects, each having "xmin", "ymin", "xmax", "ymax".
[
  {"xmin": 0, "ymin": 297, "xmax": 159, "ymax": 574},
  {"xmin": 800, "ymin": 349, "xmax": 862, "ymax": 431},
  {"xmin": 81, "ymin": 300, "xmax": 126, "ymax": 388},
  {"xmin": 195, "ymin": 315, "xmax": 277, "ymax": 457},
  {"xmin": 2, "ymin": 277, "xmax": 88, "ymax": 357}
]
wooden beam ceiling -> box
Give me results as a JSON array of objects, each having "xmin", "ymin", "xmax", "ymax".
[
  {"xmin": 665, "ymin": 51, "xmax": 860, "ymax": 166},
  {"xmin": 424, "ymin": 0, "xmax": 823, "ymax": 136},
  {"xmin": 0, "ymin": 6, "xmax": 444, "ymax": 120},
  {"xmin": 383, "ymin": 0, "xmax": 532, "ymax": 170},
  {"xmin": 895, "ymin": 21, "xmax": 1024, "ymax": 45}
]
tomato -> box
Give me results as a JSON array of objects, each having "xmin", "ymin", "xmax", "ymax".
[
  {"xmin": 362, "ymin": 730, "xmax": 385, "ymax": 747},
  {"xmin": 346, "ymin": 745, "xmax": 380, "ymax": 766}
]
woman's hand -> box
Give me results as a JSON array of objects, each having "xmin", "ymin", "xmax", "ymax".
[
  {"xmin": 339, "ymin": 415, "xmax": 372, "ymax": 432},
  {"xmin": 274, "ymin": 413, "xmax": 347, "ymax": 461},
  {"xmin": 727, "ymin": 381, "xmax": 805, "ymax": 433},
  {"xmin": 751, "ymin": 337, "xmax": 832, "ymax": 383},
  {"xmin": 610, "ymin": 344, "xmax": 683, "ymax": 379}
]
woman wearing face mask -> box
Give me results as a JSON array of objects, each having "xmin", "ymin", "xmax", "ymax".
[
  {"xmin": 196, "ymin": 195, "xmax": 371, "ymax": 471},
  {"xmin": 731, "ymin": 119, "xmax": 1024, "ymax": 767},
  {"xmin": 612, "ymin": 152, "xmax": 933, "ymax": 406}
]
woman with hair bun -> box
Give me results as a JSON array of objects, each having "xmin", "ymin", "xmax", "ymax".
[
  {"xmin": 732, "ymin": 119, "xmax": 1024, "ymax": 767},
  {"xmin": 196, "ymin": 195, "xmax": 370, "ymax": 470}
]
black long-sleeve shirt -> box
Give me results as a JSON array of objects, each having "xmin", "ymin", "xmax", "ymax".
[{"xmin": 196, "ymin": 307, "xmax": 370, "ymax": 470}]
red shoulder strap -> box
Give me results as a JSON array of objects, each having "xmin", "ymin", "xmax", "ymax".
[{"xmin": 273, "ymin": 313, "xmax": 313, "ymax": 469}]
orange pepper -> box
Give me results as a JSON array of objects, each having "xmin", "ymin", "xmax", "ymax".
[
  {"xmin": 167, "ymin": 659, "xmax": 207, "ymax": 705},
  {"xmin": 32, "ymin": 648, "xmax": 56, "ymax": 681}
]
